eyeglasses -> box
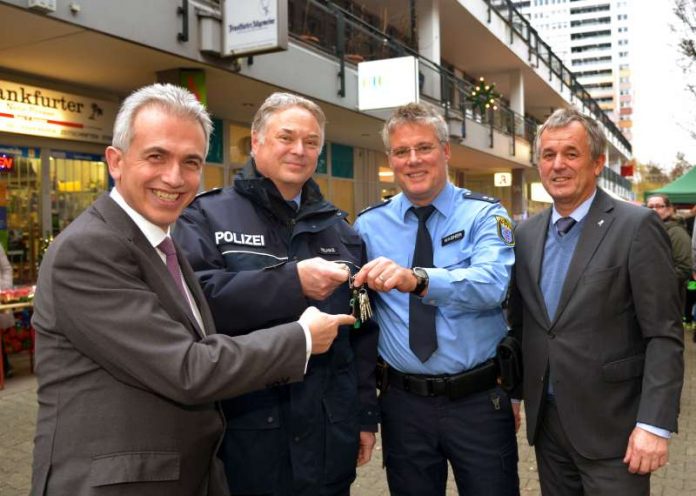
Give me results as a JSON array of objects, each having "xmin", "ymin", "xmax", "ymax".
[{"xmin": 388, "ymin": 143, "xmax": 440, "ymax": 160}]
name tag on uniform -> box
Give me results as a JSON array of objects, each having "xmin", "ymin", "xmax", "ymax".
[
  {"xmin": 441, "ymin": 230, "xmax": 464, "ymax": 246},
  {"xmin": 318, "ymin": 247, "xmax": 337, "ymax": 255},
  {"xmin": 214, "ymin": 231, "xmax": 265, "ymax": 247}
]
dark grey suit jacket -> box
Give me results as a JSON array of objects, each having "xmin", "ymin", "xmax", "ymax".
[
  {"xmin": 31, "ymin": 194, "xmax": 307, "ymax": 495},
  {"xmin": 508, "ymin": 188, "xmax": 684, "ymax": 459}
]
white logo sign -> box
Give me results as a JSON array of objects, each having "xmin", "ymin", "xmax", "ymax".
[{"xmin": 222, "ymin": 0, "xmax": 288, "ymax": 57}]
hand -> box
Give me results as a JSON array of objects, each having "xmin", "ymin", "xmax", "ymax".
[
  {"xmin": 623, "ymin": 426, "xmax": 669, "ymax": 474},
  {"xmin": 353, "ymin": 256, "xmax": 419, "ymax": 294},
  {"xmin": 297, "ymin": 258, "xmax": 350, "ymax": 300},
  {"xmin": 357, "ymin": 431, "xmax": 376, "ymax": 466},
  {"xmin": 299, "ymin": 306, "xmax": 355, "ymax": 354},
  {"xmin": 511, "ymin": 401, "xmax": 521, "ymax": 433}
]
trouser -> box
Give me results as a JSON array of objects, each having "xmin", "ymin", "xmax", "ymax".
[
  {"xmin": 379, "ymin": 385, "xmax": 519, "ymax": 496},
  {"xmin": 535, "ymin": 398, "xmax": 649, "ymax": 496}
]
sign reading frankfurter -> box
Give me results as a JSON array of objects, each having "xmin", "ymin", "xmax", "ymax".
[{"xmin": 0, "ymin": 80, "xmax": 117, "ymax": 144}]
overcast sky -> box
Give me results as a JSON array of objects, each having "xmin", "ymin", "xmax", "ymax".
[{"xmin": 630, "ymin": 1, "xmax": 696, "ymax": 169}]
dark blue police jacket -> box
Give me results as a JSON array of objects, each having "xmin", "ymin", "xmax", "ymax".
[{"xmin": 174, "ymin": 161, "xmax": 379, "ymax": 495}]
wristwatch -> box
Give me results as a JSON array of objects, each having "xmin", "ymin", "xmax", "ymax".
[{"xmin": 411, "ymin": 267, "xmax": 429, "ymax": 295}]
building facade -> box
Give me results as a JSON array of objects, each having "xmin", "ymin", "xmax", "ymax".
[
  {"xmin": 513, "ymin": 0, "xmax": 633, "ymax": 141},
  {"xmin": 0, "ymin": 0, "xmax": 632, "ymax": 283}
]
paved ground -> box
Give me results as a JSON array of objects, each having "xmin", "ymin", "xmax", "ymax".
[{"xmin": 2, "ymin": 335, "xmax": 695, "ymax": 495}]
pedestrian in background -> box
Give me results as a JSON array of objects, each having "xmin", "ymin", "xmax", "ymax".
[
  {"xmin": 647, "ymin": 194, "xmax": 692, "ymax": 310},
  {"xmin": 174, "ymin": 92, "xmax": 379, "ymax": 496},
  {"xmin": 0, "ymin": 244, "xmax": 13, "ymax": 379},
  {"xmin": 509, "ymin": 108, "xmax": 683, "ymax": 495},
  {"xmin": 353, "ymin": 102, "xmax": 519, "ymax": 496}
]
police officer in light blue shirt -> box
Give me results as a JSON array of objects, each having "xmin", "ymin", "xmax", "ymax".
[{"xmin": 353, "ymin": 102, "xmax": 519, "ymax": 496}]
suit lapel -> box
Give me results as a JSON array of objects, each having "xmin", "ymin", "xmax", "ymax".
[
  {"xmin": 93, "ymin": 194, "xmax": 207, "ymax": 339},
  {"xmin": 551, "ymin": 189, "xmax": 615, "ymax": 327}
]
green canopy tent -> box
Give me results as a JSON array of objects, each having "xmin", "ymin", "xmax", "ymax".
[{"xmin": 645, "ymin": 167, "xmax": 696, "ymax": 204}]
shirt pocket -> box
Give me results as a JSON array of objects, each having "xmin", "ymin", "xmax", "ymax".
[{"xmin": 435, "ymin": 242, "xmax": 471, "ymax": 270}]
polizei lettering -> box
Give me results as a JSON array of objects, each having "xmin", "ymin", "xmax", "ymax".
[{"xmin": 215, "ymin": 231, "xmax": 265, "ymax": 247}]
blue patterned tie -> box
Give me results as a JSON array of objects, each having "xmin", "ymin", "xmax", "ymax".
[
  {"xmin": 409, "ymin": 205, "xmax": 437, "ymax": 362},
  {"xmin": 555, "ymin": 217, "xmax": 577, "ymax": 237}
]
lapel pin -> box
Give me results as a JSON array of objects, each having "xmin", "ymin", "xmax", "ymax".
[{"xmin": 598, "ymin": 219, "xmax": 605, "ymax": 227}]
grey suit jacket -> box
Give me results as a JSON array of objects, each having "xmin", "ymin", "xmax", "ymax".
[
  {"xmin": 31, "ymin": 194, "xmax": 307, "ymax": 495},
  {"xmin": 508, "ymin": 188, "xmax": 684, "ymax": 459}
]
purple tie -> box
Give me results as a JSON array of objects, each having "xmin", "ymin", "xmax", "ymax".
[{"xmin": 158, "ymin": 237, "xmax": 188, "ymax": 299}]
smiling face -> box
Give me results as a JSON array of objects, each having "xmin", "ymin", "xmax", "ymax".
[
  {"xmin": 251, "ymin": 106, "xmax": 322, "ymax": 199},
  {"xmin": 387, "ymin": 123, "xmax": 450, "ymax": 206},
  {"xmin": 106, "ymin": 104, "xmax": 206, "ymax": 231},
  {"xmin": 538, "ymin": 121, "xmax": 605, "ymax": 216}
]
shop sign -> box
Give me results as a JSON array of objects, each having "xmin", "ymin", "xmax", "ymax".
[
  {"xmin": 51, "ymin": 150, "xmax": 105, "ymax": 162},
  {"xmin": 0, "ymin": 155, "xmax": 14, "ymax": 172},
  {"xmin": 0, "ymin": 145, "xmax": 40, "ymax": 158},
  {"xmin": 222, "ymin": 0, "xmax": 288, "ymax": 57},
  {"xmin": 494, "ymin": 172, "xmax": 512, "ymax": 187},
  {"xmin": 0, "ymin": 80, "xmax": 117, "ymax": 144}
]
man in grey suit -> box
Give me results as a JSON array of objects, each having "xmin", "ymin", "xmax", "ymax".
[
  {"xmin": 30, "ymin": 83, "xmax": 354, "ymax": 496},
  {"xmin": 508, "ymin": 108, "xmax": 684, "ymax": 495}
]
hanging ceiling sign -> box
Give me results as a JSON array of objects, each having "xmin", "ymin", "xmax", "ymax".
[
  {"xmin": 494, "ymin": 172, "xmax": 512, "ymax": 187},
  {"xmin": 222, "ymin": 0, "xmax": 288, "ymax": 57},
  {"xmin": 358, "ymin": 56, "xmax": 419, "ymax": 111},
  {"xmin": 0, "ymin": 80, "xmax": 117, "ymax": 144}
]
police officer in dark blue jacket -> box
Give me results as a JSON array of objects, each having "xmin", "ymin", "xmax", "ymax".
[{"xmin": 173, "ymin": 93, "xmax": 379, "ymax": 496}]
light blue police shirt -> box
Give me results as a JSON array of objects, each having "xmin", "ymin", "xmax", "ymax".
[{"xmin": 353, "ymin": 181, "xmax": 515, "ymax": 375}]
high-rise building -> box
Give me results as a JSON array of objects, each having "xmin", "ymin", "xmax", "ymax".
[{"xmin": 513, "ymin": 0, "xmax": 633, "ymax": 141}]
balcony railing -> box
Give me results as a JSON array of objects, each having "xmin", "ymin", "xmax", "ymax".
[
  {"xmin": 601, "ymin": 166, "xmax": 632, "ymax": 191},
  {"xmin": 288, "ymin": 0, "xmax": 539, "ymax": 159},
  {"xmin": 484, "ymin": 0, "xmax": 632, "ymax": 154}
]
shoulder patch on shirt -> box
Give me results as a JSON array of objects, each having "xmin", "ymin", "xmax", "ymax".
[
  {"xmin": 495, "ymin": 216, "xmax": 515, "ymax": 246},
  {"xmin": 463, "ymin": 191, "xmax": 500, "ymax": 203},
  {"xmin": 442, "ymin": 230, "xmax": 465, "ymax": 246},
  {"xmin": 196, "ymin": 187, "xmax": 222, "ymax": 198},
  {"xmin": 357, "ymin": 199, "xmax": 391, "ymax": 217}
]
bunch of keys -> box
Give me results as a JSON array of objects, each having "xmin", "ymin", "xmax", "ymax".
[{"xmin": 349, "ymin": 275, "xmax": 373, "ymax": 328}]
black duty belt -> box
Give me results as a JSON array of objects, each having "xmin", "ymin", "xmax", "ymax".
[{"xmin": 377, "ymin": 358, "xmax": 499, "ymax": 401}]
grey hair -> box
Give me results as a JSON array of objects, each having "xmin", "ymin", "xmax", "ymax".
[
  {"xmin": 535, "ymin": 107, "xmax": 606, "ymax": 162},
  {"xmin": 112, "ymin": 83, "xmax": 213, "ymax": 156},
  {"xmin": 381, "ymin": 102, "xmax": 449, "ymax": 150},
  {"xmin": 251, "ymin": 92, "xmax": 326, "ymax": 148}
]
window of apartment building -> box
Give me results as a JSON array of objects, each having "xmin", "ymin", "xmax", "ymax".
[
  {"xmin": 571, "ymin": 30, "xmax": 611, "ymax": 40},
  {"xmin": 570, "ymin": 4, "xmax": 610, "ymax": 15}
]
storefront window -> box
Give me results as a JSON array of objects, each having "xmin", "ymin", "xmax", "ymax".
[
  {"xmin": 3, "ymin": 149, "xmax": 41, "ymax": 284},
  {"xmin": 50, "ymin": 151, "xmax": 107, "ymax": 236}
]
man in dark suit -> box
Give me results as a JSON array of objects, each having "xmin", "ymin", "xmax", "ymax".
[
  {"xmin": 508, "ymin": 108, "xmax": 684, "ymax": 495},
  {"xmin": 30, "ymin": 83, "xmax": 353, "ymax": 496}
]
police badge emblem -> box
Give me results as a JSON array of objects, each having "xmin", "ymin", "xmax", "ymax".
[{"xmin": 495, "ymin": 215, "xmax": 515, "ymax": 246}]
